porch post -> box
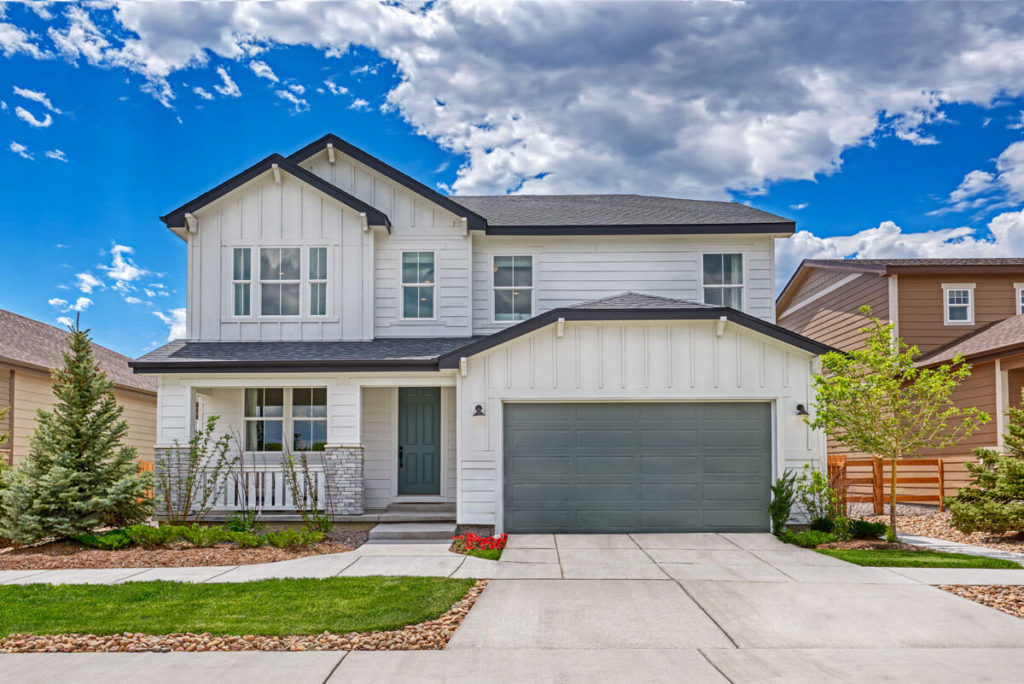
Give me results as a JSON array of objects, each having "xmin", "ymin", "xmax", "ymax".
[{"xmin": 324, "ymin": 444, "xmax": 365, "ymax": 515}]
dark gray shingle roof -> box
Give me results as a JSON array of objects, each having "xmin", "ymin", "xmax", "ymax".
[
  {"xmin": 917, "ymin": 316, "xmax": 1024, "ymax": 366},
  {"xmin": 454, "ymin": 194, "xmax": 791, "ymax": 228},
  {"xmin": 570, "ymin": 292, "xmax": 717, "ymax": 310}
]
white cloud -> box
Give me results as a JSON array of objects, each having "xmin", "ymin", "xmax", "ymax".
[
  {"xmin": 249, "ymin": 59, "xmax": 278, "ymax": 82},
  {"xmin": 75, "ymin": 272, "xmax": 103, "ymax": 294},
  {"xmin": 941, "ymin": 141, "xmax": 1024, "ymax": 213},
  {"xmin": 29, "ymin": 3, "xmax": 53, "ymax": 21},
  {"xmin": 45, "ymin": 149, "xmax": 67, "ymax": 162},
  {"xmin": 70, "ymin": 296, "xmax": 92, "ymax": 312},
  {"xmin": 323, "ymin": 78, "xmax": 347, "ymax": 95},
  {"xmin": 9, "ymin": 141, "xmax": 32, "ymax": 159},
  {"xmin": 124, "ymin": 296, "xmax": 142, "ymax": 305},
  {"xmin": 48, "ymin": 297, "xmax": 68, "ymax": 308},
  {"xmin": 56, "ymin": 316, "xmax": 73, "ymax": 328},
  {"xmin": 776, "ymin": 209, "xmax": 1024, "ymax": 291},
  {"xmin": 0, "ymin": 20, "xmax": 46, "ymax": 58},
  {"xmin": 213, "ymin": 66, "xmax": 240, "ymax": 97},
  {"xmin": 14, "ymin": 106, "xmax": 52, "ymax": 127},
  {"xmin": 100, "ymin": 244, "xmax": 148, "ymax": 291},
  {"xmin": 0, "ymin": 101, "xmax": 6, "ymax": 110},
  {"xmin": 790, "ymin": 202, "xmax": 809, "ymax": 211},
  {"xmin": 49, "ymin": 295, "xmax": 92, "ymax": 313},
  {"xmin": 287, "ymin": 82, "xmax": 304, "ymax": 95},
  {"xmin": 349, "ymin": 97, "xmax": 368, "ymax": 110},
  {"xmin": 192, "ymin": 86, "xmax": 214, "ymax": 100},
  {"xmin": 12, "ymin": 86, "xmax": 61, "ymax": 113},
  {"xmin": 275, "ymin": 89, "xmax": 309, "ymax": 112},
  {"xmin": 153, "ymin": 308, "xmax": 186, "ymax": 341}
]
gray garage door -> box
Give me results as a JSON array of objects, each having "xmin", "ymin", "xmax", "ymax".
[{"xmin": 503, "ymin": 402, "xmax": 772, "ymax": 533}]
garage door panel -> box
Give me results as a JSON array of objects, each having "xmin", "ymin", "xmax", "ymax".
[{"xmin": 503, "ymin": 402, "xmax": 771, "ymax": 533}]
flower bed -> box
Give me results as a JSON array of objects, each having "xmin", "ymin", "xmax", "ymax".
[{"xmin": 451, "ymin": 533, "xmax": 508, "ymax": 561}]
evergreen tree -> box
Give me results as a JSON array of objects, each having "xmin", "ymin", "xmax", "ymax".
[
  {"xmin": 0, "ymin": 321, "xmax": 152, "ymax": 543},
  {"xmin": 948, "ymin": 391, "xmax": 1024, "ymax": 535}
]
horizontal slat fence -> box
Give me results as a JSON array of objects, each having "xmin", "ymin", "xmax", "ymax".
[{"xmin": 828, "ymin": 455, "xmax": 946, "ymax": 514}]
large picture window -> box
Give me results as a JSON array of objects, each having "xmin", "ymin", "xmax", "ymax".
[
  {"xmin": 493, "ymin": 255, "xmax": 533, "ymax": 321},
  {"xmin": 292, "ymin": 388, "xmax": 327, "ymax": 451},
  {"xmin": 309, "ymin": 247, "xmax": 327, "ymax": 316},
  {"xmin": 402, "ymin": 251, "xmax": 435, "ymax": 319},
  {"xmin": 244, "ymin": 388, "xmax": 284, "ymax": 451},
  {"xmin": 232, "ymin": 248, "xmax": 251, "ymax": 316},
  {"xmin": 702, "ymin": 253, "xmax": 743, "ymax": 309},
  {"xmin": 260, "ymin": 247, "xmax": 300, "ymax": 316}
]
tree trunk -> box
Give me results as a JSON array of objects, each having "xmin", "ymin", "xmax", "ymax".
[{"xmin": 889, "ymin": 455, "xmax": 898, "ymax": 539}]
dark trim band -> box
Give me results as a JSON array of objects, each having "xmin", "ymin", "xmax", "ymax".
[
  {"xmin": 130, "ymin": 358, "xmax": 439, "ymax": 374},
  {"xmin": 483, "ymin": 222, "xmax": 795, "ymax": 236}
]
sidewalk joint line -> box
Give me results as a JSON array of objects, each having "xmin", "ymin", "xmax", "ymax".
[
  {"xmin": 673, "ymin": 578, "xmax": 740, "ymax": 649},
  {"xmin": 321, "ymin": 651, "xmax": 349, "ymax": 684},
  {"xmin": 698, "ymin": 647, "xmax": 737, "ymax": 684}
]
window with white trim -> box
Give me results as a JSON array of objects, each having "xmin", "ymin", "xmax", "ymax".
[
  {"xmin": 943, "ymin": 284, "xmax": 974, "ymax": 325},
  {"xmin": 402, "ymin": 251, "xmax": 435, "ymax": 319},
  {"xmin": 702, "ymin": 253, "xmax": 743, "ymax": 309},
  {"xmin": 244, "ymin": 388, "xmax": 284, "ymax": 451},
  {"xmin": 1016, "ymin": 284, "xmax": 1024, "ymax": 315},
  {"xmin": 291, "ymin": 388, "xmax": 327, "ymax": 451},
  {"xmin": 260, "ymin": 248, "xmax": 301, "ymax": 316},
  {"xmin": 309, "ymin": 247, "xmax": 328, "ymax": 316},
  {"xmin": 232, "ymin": 248, "xmax": 251, "ymax": 316},
  {"xmin": 493, "ymin": 255, "xmax": 533, "ymax": 321}
]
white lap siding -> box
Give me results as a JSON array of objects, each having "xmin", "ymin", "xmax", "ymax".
[{"xmin": 454, "ymin": 319, "xmax": 823, "ymax": 528}]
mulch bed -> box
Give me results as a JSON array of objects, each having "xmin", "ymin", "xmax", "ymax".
[
  {"xmin": 941, "ymin": 584, "xmax": 1024, "ymax": 619},
  {"xmin": 863, "ymin": 510, "xmax": 1024, "ymax": 555},
  {"xmin": 0, "ymin": 540, "xmax": 354, "ymax": 570},
  {"xmin": 817, "ymin": 539, "xmax": 918, "ymax": 551},
  {"xmin": 0, "ymin": 580, "xmax": 486, "ymax": 653}
]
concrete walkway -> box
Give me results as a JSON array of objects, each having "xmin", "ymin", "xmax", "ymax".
[
  {"xmin": 899, "ymin": 531, "xmax": 1024, "ymax": 566},
  {"xmin": 4, "ymin": 533, "xmax": 1024, "ymax": 682}
]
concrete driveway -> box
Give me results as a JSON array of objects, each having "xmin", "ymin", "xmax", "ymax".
[{"xmin": 6, "ymin": 532, "xmax": 1024, "ymax": 683}]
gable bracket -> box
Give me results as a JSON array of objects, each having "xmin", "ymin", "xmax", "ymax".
[
  {"xmin": 271, "ymin": 163, "xmax": 281, "ymax": 184},
  {"xmin": 184, "ymin": 213, "xmax": 198, "ymax": 234},
  {"xmin": 326, "ymin": 142, "xmax": 336, "ymax": 164},
  {"xmin": 716, "ymin": 316, "xmax": 727, "ymax": 337}
]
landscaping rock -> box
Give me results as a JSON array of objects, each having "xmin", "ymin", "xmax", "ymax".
[{"xmin": 941, "ymin": 584, "xmax": 1024, "ymax": 619}]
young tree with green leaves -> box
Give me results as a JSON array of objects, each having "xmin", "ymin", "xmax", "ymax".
[
  {"xmin": 808, "ymin": 307, "xmax": 989, "ymax": 540},
  {"xmin": 0, "ymin": 321, "xmax": 152, "ymax": 543},
  {"xmin": 948, "ymin": 390, "xmax": 1024, "ymax": 534}
]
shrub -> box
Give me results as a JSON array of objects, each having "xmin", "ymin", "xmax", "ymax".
[
  {"xmin": 125, "ymin": 524, "xmax": 179, "ymax": 547},
  {"xmin": 281, "ymin": 449, "xmax": 333, "ymax": 534},
  {"xmin": 71, "ymin": 528, "xmax": 133, "ymax": 550},
  {"xmin": 779, "ymin": 529, "xmax": 838, "ymax": 548},
  {"xmin": 179, "ymin": 524, "xmax": 228, "ymax": 548},
  {"xmin": 769, "ymin": 471, "xmax": 797, "ymax": 535},
  {"xmin": 155, "ymin": 416, "xmax": 236, "ymax": 526},
  {"xmin": 809, "ymin": 517, "xmax": 834, "ymax": 533},
  {"xmin": 227, "ymin": 530, "xmax": 268, "ymax": 548},
  {"xmin": 849, "ymin": 519, "xmax": 888, "ymax": 539},
  {"xmin": 225, "ymin": 511, "xmax": 263, "ymax": 534},
  {"xmin": 265, "ymin": 529, "xmax": 325, "ymax": 548}
]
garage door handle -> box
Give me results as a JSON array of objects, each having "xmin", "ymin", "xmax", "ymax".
[{"xmin": 398, "ymin": 446, "xmax": 404, "ymax": 468}]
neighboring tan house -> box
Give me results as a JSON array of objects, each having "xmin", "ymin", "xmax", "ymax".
[
  {"xmin": 0, "ymin": 309, "xmax": 157, "ymax": 466},
  {"xmin": 131, "ymin": 133, "xmax": 831, "ymax": 535},
  {"xmin": 776, "ymin": 258, "xmax": 1024, "ymax": 495}
]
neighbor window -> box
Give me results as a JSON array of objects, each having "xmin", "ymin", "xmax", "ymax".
[
  {"xmin": 291, "ymin": 388, "xmax": 327, "ymax": 451},
  {"xmin": 943, "ymin": 284, "xmax": 974, "ymax": 324},
  {"xmin": 402, "ymin": 251, "xmax": 435, "ymax": 318},
  {"xmin": 702, "ymin": 253, "xmax": 743, "ymax": 309},
  {"xmin": 309, "ymin": 247, "xmax": 328, "ymax": 316},
  {"xmin": 232, "ymin": 248, "xmax": 251, "ymax": 316},
  {"xmin": 260, "ymin": 248, "xmax": 301, "ymax": 316},
  {"xmin": 1016, "ymin": 284, "xmax": 1024, "ymax": 315},
  {"xmin": 244, "ymin": 388, "xmax": 284, "ymax": 451},
  {"xmin": 493, "ymin": 256, "xmax": 533, "ymax": 321}
]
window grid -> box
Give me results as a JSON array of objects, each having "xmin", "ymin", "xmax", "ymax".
[
  {"xmin": 1017, "ymin": 288, "xmax": 1024, "ymax": 315},
  {"xmin": 702, "ymin": 253, "xmax": 744, "ymax": 309},
  {"xmin": 243, "ymin": 388, "xmax": 284, "ymax": 451},
  {"xmin": 232, "ymin": 248, "xmax": 251, "ymax": 316},
  {"xmin": 291, "ymin": 387, "xmax": 327, "ymax": 451},
  {"xmin": 309, "ymin": 247, "xmax": 328, "ymax": 317},
  {"xmin": 946, "ymin": 288, "xmax": 971, "ymax": 323},
  {"xmin": 493, "ymin": 255, "xmax": 533, "ymax": 322},
  {"xmin": 260, "ymin": 247, "xmax": 301, "ymax": 316},
  {"xmin": 243, "ymin": 388, "xmax": 327, "ymax": 452},
  {"xmin": 402, "ymin": 251, "xmax": 435, "ymax": 319}
]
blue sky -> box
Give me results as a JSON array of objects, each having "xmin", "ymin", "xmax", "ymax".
[{"xmin": 4, "ymin": 2, "xmax": 1024, "ymax": 357}]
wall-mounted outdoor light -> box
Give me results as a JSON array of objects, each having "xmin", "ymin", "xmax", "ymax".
[
  {"xmin": 473, "ymin": 404, "xmax": 485, "ymax": 417},
  {"xmin": 795, "ymin": 403, "xmax": 810, "ymax": 416}
]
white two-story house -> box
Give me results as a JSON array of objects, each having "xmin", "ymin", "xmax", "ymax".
[{"xmin": 132, "ymin": 133, "xmax": 830, "ymax": 534}]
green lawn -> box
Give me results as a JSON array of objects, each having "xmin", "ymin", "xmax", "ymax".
[
  {"xmin": 0, "ymin": 577, "xmax": 475, "ymax": 637},
  {"xmin": 816, "ymin": 548, "xmax": 1022, "ymax": 569},
  {"xmin": 464, "ymin": 548, "xmax": 503, "ymax": 561}
]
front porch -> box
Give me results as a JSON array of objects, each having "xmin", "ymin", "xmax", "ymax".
[{"xmin": 155, "ymin": 379, "xmax": 457, "ymax": 521}]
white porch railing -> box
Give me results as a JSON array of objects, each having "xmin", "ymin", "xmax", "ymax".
[{"xmin": 209, "ymin": 461, "xmax": 327, "ymax": 512}]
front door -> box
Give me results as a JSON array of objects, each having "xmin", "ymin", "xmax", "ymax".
[{"xmin": 398, "ymin": 387, "xmax": 441, "ymax": 496}]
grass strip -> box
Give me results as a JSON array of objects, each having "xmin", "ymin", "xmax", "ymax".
[
  {"xmin": 816, "ymin": 548, "xmax": 1021, "ymax": 569},
  {"xmin": 0, "ymin": 576, "xmax": 475, "ymax": 637},
  {"xmin": 464, "ymin": 548, "xmax": 502, "ymax": 561}
]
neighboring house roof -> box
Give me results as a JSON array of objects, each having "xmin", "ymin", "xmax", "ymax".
[
  {"xmin": 131, "ymin": 337, "xmax": 484, "ymax": 373},
  {"xmin": 777, "ymin": 258, "xmax": 1024, "ymax": 312},
  {"xmin": 287, "ymin": 133, "xmax": 488, "ymax": 231},
  {"xmin": 916, "ymin": 315, "xmax": 1024, "ymax": 366},
  {"xmin": 454, "ymin": 195, "xmax": 795, "ymax": 235},
  {"xmin": 160, "ymin": 153, "xmax": 391, "ymax": 238},
  {"xmin": 0, "ymin": 309, "xmax": 156, "ymax": 393}
]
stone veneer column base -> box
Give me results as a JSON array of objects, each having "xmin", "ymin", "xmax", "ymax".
[{"xmin": 324, "ymin": 444, "xmax": 365, "ymax": 515}]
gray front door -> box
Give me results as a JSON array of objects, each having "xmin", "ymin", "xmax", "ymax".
[
  {"xmin": 502, "ymin": 402, "xmax": 772, "ymax": 533},
  {"xmin": 398, "ymin": 388, "xmax": 441, "ymax": 496}
]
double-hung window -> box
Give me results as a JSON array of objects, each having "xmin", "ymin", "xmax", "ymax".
[
  {"xmin": 402, "ymin": 251, "xmax": 435, "ymax": 319},
  {"xmin": 702, "ymin": 253, "xmax": 743, "ymax": 309},
  {"xmin": 493, "ymin": 255, "xmax": 533, "ymax": 321},
  {"xmin": 943, "ymin": 283, "xmax": 974, "ymax": 324},
  {"xmin": 260, "ymin": 248, "xmax": 301, "ymax": 316},
  {"xmin": 309, "ymin": 247, "xmax": 328, "ymax": 316},
  {"xmin": 1016, "ymin": 284, "xmax": 1024, "ymax": 315},
  {"xmin": 291, "ymin": 388, "xmax": 327, "ymax": 451},
  {"xmin": 244, "ymin": 388, "xmax": 284, "ymax": 451},
  {"xmin": 232, "ymin": 248, "xmax": 251, "ymax": 316}
]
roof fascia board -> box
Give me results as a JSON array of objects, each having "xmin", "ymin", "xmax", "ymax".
[
  {"xmin": 130, "ymin": 358, "xmax": 438, "ymax": 374},
  {"xmin": 287, "ymin": 134, "xmax": 488, "ymax": 230},
  {"xmin": 887, "ymin": 265, "xmax": 1024, "ymax": 275},
  {"xmin": 483, "ymin": 222, "xmax": 795, "ymax": 236}
]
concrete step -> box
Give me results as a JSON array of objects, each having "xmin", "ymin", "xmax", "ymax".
[
  {"xmin": 378, "ymin": 503, "xmax": 456, "ymax": 523},
  {"xmin": 368, "ymin": 522, "xmax": 457, "ymax": 542}
]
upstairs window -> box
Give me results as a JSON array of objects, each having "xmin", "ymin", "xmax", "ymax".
[
  {"xmin": 232, "ymin": 248, "xmax": 251, "ymax": 316},
  {"xmin": 244, "ymin": 388, "xmax": 284, "ymax": 451},
  {"xmin": 1016, "ymin": 283, "xmax": 1024, "ymax": 315},
  {"xmin": 292, "ymin": 388, "xmax": 327, "ymax": 451},
  {"xmin": 402, "ymin": 251, "xmax": 435, "ymax": 319},
  {"xmin": 309, "ymin": 247, "xmax": 328, "ymax": 316},
  {"xmin": 260, "ymin": 248, "xmax": 300, "ymax": 316},
  {"xmin": 702, "ymin": 253, "xmax": 743, "ymax": 309},
  {"xmin": 493, "ymin": 256, "xmax": 533, "ymax": 322},
  {"xmin": 943, "ymin": 283, "xmax": 975, "ymax": 325}
]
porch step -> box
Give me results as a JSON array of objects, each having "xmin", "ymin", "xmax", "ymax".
[
  {"xmin": 378, "ymin": 503, "xmax": 457, "ymax": 523},
  {"xmin": 367, "ymin": 522, "xmax": 457, "ymax": 542}
]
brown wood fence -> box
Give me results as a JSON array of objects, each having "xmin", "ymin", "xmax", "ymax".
[
  {"xmin": 827, "ymin": 454, "xmax": 945, "ymax": 514},
  {"xmin": 138, "ymin": 460, "xmax": 155, "ymax": 500}
]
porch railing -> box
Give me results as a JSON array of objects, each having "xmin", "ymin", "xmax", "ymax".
[{"xmin": 210, "ymin": 463, "xmax": 327, "ymax": 512}]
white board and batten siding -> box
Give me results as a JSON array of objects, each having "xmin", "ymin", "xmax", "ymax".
[{"xmin": 456, "ymin": 319, "xmax": 823, "ymax": 527}]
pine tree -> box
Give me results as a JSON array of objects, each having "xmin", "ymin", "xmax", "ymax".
[{"xmin": 0, "ymin": 321, "xmax": 152, "ymax": 543}]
